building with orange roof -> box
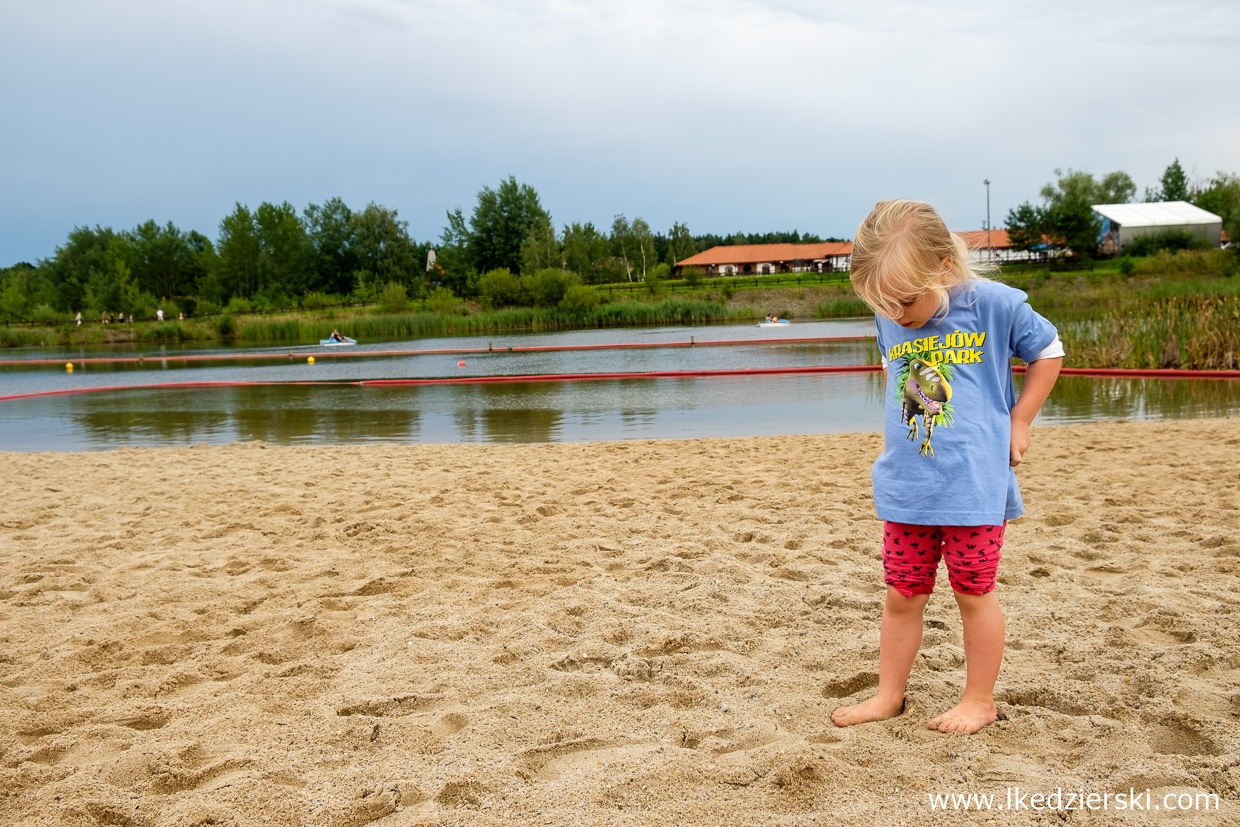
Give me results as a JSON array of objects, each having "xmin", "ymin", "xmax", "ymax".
[
  {"xmin": 956, "ymin": 229, "xmax": 1055, "ymax": 263},
  {"xmin": 675, "ymin": 230, "xmax": 1054, "ymax": 277},
  {"xmin": 675, "ymin": 242, "xmax": 853, "ymax": 276}
]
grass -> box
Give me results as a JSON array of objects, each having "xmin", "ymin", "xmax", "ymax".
[{"xmin": 1057, "ymin": 295, "xmax": 1240, "ymax": 370}]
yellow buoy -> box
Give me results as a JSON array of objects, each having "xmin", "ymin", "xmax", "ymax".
[
  {"xmin": 308, "ymin": 356, "xmax": 315, "ymax": 364},
  {"xmin": 66, "ymin": 362, "xmax": 74, "ymax": 372}
]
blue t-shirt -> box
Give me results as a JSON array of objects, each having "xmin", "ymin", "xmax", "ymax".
[{"xmin": 871, "ymin": 280, "xmax": 1058, "ymax": 526}]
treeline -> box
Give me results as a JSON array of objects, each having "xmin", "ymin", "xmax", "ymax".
[
  {"xmin": 0, "ymin": 175, "xmax": 837, "ymax": 324},
  {"xmin": 1005, "ymin": 160, "xmax": 1240, "ymax": 257}
]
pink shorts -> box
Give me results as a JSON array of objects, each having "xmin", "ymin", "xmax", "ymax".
[{"xmin": 882, "ymin": 521, "xmax": 1005, "ymax": 597}]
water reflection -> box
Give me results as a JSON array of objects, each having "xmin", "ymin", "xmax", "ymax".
[
  {"xmin": 68, "ymin": 386, "xmax": 424, "ymax": 448},
  {"xmin": 1034, "ymin": 375, "xmax": 1240, "ymax": 424}
]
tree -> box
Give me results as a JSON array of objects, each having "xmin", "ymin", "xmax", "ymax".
[
  {"xmin": 186, "ymin": 230, "xmax": 219, "ymax": 307},
  {"xmin": 629, "ymin": 217, "xmax": 657, "ymax": 281},
  {"xmin": 467, "ymin": 176, "xmax": 551, "ymax": 274},
  {"xmin": 127, "ymin": 220, "xmax": 206, "ymax": 302},
  {"xmin": 435, "ymin": 208, "xmax": 474, "ymax": 297},
  {"xmin": 1192, "ymin": 172, "xmax": 1240, "ymax": 247},
  {"xmin": 1146, "ymin": 158, "xmax": 1190, "ymax": 203},
  {"xmin": 304, "ymin": 197, "xmax": 358, "ymax": 295},
  {"xmin": 1035, "ymin": 168, "xmax": 1137, "ymax": 257},
  {"xmin": 667, "ymin": 222, "xmax": 696, "ymax": 267},
  {"xmin": 1004, "ymin": 202, "xmax": 1045, "ymax": 253},
  {"xmin": 519, "ymin": 214, "xmax": 560, "ymax": 274},
  {"xmin": 84, "ymin": 238, "xmax": 140, "ymax": 316},
  {"xmin": 352, "ymin": 203, "xmax": 420, "ymax": 297},
  {"xmin": 44, "ymin": 226, "xmax": 122, "ymax": 311},
  {"xmin": 1096, "ymin": 171, "xmax": 1137, "ymax": 205},
  {"xmin": 611, "ymin": 215, "xmax": 635, "ymax": 281},
  {"xmin": 217, "ymin": 204, "xmax": 260, "ymax": 299},
  {"xmin": 0, "ymin": 268, "xmax": 30, "ymax": 321},
  {"xmin": 254, "ymin": 201, "xmax": 314, "ymax": 300},
  {"xmin": 562, "ymin": 222, "xmax": 612, "ymax": 284}
]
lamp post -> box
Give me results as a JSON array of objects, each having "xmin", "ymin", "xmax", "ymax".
[{"xmin": 984, "ymin": 179, "xmax": 993, "ymax": 263}]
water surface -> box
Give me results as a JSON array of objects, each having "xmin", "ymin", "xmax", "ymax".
[{"xmin": 2, "ymin": 320, "xmax": 1237, "ymax": 451}]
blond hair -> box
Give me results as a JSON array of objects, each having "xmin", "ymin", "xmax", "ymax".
[{"xmin": 849, "ymin": 199, "xmax": 995, "ymax": 321}]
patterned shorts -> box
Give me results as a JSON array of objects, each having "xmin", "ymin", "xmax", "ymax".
[{"xmin": 882, "ymin": 521, "xmax": 1006, "ymax": 596}]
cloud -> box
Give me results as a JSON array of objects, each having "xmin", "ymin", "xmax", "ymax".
[{"xmin": 1, "ymin": 0, "xmax": 1237, "ymax": 264}]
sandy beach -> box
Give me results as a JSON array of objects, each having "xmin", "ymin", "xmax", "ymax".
[{"xmin": 2, "ymin": 419, "xmax": 1238, "ymax": 826}]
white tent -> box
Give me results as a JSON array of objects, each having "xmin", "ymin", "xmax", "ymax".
[{"xmin": 1092, "ymin": 201, "xmax": 1222, "ymax": 253}]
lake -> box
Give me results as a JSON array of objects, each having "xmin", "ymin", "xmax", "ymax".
[{"xmin": 2, "ymin": 319, "xmax": 1238, "ymax": 451}]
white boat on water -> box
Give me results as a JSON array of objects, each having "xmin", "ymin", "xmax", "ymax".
[{"xmin": 757, "ymin": 320, "xmax": 791, "ymax": 328}]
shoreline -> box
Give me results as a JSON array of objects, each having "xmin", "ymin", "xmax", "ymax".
[{"xmin": 2, "ymin": 419, "xmax": 1237, "ymax": 825}]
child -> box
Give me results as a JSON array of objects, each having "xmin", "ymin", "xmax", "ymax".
[{"xmin": 832, "ymin": 200, "xmax": 1062, "ymax": 734}]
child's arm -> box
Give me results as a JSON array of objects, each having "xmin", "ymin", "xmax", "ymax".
[{"xmin": 1010, "ymin": 356, "xmax": 1062, "ymax": 467}]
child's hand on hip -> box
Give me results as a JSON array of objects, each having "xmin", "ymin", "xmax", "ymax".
[{"xmin": 1010, "ymin": 419, "xmax": 1031, "ymax": 467}]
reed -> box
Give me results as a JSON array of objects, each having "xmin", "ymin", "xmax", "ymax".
[
  {"xmin": 231, "ymin": 297, "xmax": 752, "ymax": 343},
  {"xmin": 812, "ymin": 295, "xmax": 871, "ymax": 318},
  {"xmin": 1058, "ymin": 295, "xmax": 1240, "ymax": 370},
  {"xmin": 137, "ymin": 322, "xmax": 191, "ymax": 343},
  {"xmin": 0, "ymin": 326, "xmax": 45, "ymax": 347}
]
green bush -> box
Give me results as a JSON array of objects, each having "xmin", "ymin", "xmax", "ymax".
[
  {"xmin": 130, "ymin": 293, "xmax": 156, "ymax": 320},
  {"xmin": 1118, "ymin": 257, "xmax": 1136, "ymax": 277},
  {"xmin": 1127, "ymin": 229, "xmax": 1211, "ymax": 257},
  {"xmin": 425, "ymin": 286, "xmax": 459, "ymax": 314},
  {"xmin": 683, "ymin": 267, "xmax": 702, "ymax": 288},
  {"xmin": 30, "ymin": 304, "xmax": 63, "ymax": 324},
  {"xmin": 378, "ymin": 281, "xmax": 409, "ymax": 313},
  {"xmin": 301, "ymin": 292, "xmax": 331, "ymax": 310},
  {"xmin": 478, "ymin": 268, "xmax": 522, "ymax": 309},
  {"xmin": 217, "ymin": 315, "xmax": 236, "ymax": 337},
  {"xmin": 524, "ymin": 268, "xmax": 576, "ymax": 308},
  {"xmin": 558, "ymin": 284, "xmax": 600, "ymax": 317},
  {"xmin": 196, "ymin": 299, "xmax": 221, "ymax": 316},
  {"xmin": 250, "ymin": 293, "xmax": 293, "ymax": 312},
  {"xmin": 350, "ymin": 270, "xmax": 378, "ymax": 302},
  {"xmin": 225, "ymin": 297, "xmax": 252, "ymax": 315},
  {"xmin": 1133, "ymin": 248, "xmax": 1225, "ymax": 277}
]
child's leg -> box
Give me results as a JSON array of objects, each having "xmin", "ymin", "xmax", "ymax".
[
  {"xmin": 927, "ymin": 591, "xmax": 1004, "ymax": 733},
  {"xmin": 832, "ymin": 586, "xmax": 930, "ymax": 726},
  {"xmin": 833, "ymin": 522, "xmax": 941, "ymax": 727},
  {"xmin": 927, "ymin": 523, "xmax": 1005, "ymax": 734}
]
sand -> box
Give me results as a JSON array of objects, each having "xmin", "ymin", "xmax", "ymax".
[{"xmin": 1, "ymin": 419, "xmax": 1238, "ymax": 826}]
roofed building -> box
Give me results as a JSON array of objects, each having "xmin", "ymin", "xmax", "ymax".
[
  {"xmin": 677, "ymin": 230, "xmax": 1048, "ymax": 277},
  {"xmin": 675, "ymin": 242, "xmax": 853, "ymax": 276},
  {"xmin": 1093, "ymin": 202, "xmax": 1223, "ymax": 255},
  {"xmin": 957, "ymin": 229, "xmax": 1041, "ymax": 263}
]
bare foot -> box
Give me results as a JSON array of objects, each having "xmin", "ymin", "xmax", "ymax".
[
  {"xmin": 927, "ymin": 698, "xmax": 997, "ymax": 734},
  {"xmin": 832, "ymin": 695, "xmax": 904, "ymax": 727}
]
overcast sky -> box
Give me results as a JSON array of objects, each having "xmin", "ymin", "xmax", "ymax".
[{"xmin": 2, "ymin": 0, "xmax": 1236, "ymax": 266}]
